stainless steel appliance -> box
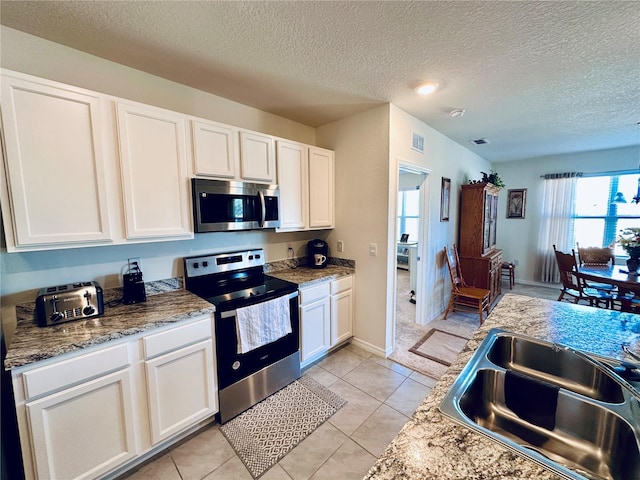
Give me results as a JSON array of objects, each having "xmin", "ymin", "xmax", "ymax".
[
  {"xmin": 191, "ymin": 178, "xmax": 280, "ymax": 232},
  {"xmin": 184, "ymin": 249, "xmax": 300, "ymax": 423},
  {"xmin": 35, "ymin": 281, "xmax": 104, "ymax": 327}
]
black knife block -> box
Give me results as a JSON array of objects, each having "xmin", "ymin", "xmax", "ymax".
[{"xmin": 123, "ymin": 271, "xmax": 146, "ymax": 304}]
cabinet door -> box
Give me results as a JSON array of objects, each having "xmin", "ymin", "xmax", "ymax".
[
  {"xmin": 308, "ymin": 147, "xmax": 334, "ymax": 229},
  {"xmin": 145, "ymin": 340, "xmax": 216, "ymax": 445},
  {"xmin": 300, "ymin": 297, "xmax": 331, "ymax": 365},
  {"xmin": 116, "ymin": 102, "xmax": 192, "ymax": 239},
  {"xmin": 0, "ymin": 74, "xmax": 112, "ymax": 248},
  {"xmin": 276, "ymin": 140, "xmax": 308, "ymax": 231},
  {"xmin": 26, "ymin": 369, "xmax": 136, "ymax": 480},
  {"xmin": 331, "ymin": 289, "xmax": 353, "ymax": 346},
  {"xmin": 239, "ymin": 131, "xmax": 275, "ymax": 183},
  {"xmin": 191, "ymin": 119, "xmax": 237, "ymax": 178}
]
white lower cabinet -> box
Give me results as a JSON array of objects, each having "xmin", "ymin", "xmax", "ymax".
[
  {"xmin": 26, "ymin": 370, "xmax": 137, "ymax": 480},
  {"xmin": 300, "ymin": 275, "xmax": 353, "ymax": 368},
  {"xmin": 11, "ymin": 315, "xmax": 217, "ymax": 480},
  {"xmin": 299, "ymin": 283, "xmax": 331, "ymax": 366},
  {"xmin": 143, "ymin": 318, "xmax": 216, "ymax": 445}
]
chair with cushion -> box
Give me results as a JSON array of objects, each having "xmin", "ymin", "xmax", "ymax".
[
  {"xmin": 553, "ymin": 245, "xmax": 613, "ymax": 308},
  {"xmin": 443, "ymin": 245, "xmax": 491, "ymax": 324}
]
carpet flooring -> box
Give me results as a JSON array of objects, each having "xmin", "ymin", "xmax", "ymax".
[{"xmin": 220, "ymin": 375, "xmax": 346, "ymax": 479}]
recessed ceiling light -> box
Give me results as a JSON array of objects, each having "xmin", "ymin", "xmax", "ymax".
[
  {"xmin": 415, "ymin": 82, "xmax": 439, "ymax": 95},
  {"xmin": 450, "ymin": 109, "xmax": 465, "ymax": 118}
]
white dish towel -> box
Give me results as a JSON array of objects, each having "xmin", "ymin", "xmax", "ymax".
[{"xmin": 235, "ymin": 295, "xmax": 292, "ymax": 354}]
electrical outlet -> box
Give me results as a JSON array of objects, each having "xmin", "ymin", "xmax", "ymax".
[
  {"xmin": 337, "ymin": 240, "xmax": 344, "ymax": 252},
  {"xmin": 369, "ymin": 243, "xmax": 377, "ymax": 256}
]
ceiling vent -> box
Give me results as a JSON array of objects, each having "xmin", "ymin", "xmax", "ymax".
[
  {"xmin": 411, "ymin": 132, "xmax": 425, "ymax": 153},
  {"xmin": 470, "ymin": 138, "xmax": 489, "ymax": 145}
]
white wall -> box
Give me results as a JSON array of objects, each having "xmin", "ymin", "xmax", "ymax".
[
  {"xmin": 316, "ymin": 105, "xmax": 391, "ymax": 355},
  {"xmin": 0, "ymin": 27, "xmax": 325, "ymax": 337},
  {"xmin": 317, "ymin": 104, "xmax": 492, "ymax": 355},
  {"xmin": 495, "ymin": 146, "xmax": 640, "ymax": 284}
]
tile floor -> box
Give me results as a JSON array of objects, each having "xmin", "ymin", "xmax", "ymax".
[{"xmin": 121, "ymin": 343, "xmax": 436, "ymax": 480}]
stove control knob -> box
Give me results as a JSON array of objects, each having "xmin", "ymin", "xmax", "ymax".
[
  {"xmin": 50, "ymin": 312, "xmax": 64, "ymax": 322},
  {"xmin": 203, "ymin": 261, "xmax": 209, "ymax": 267},
  {"xmin": 193, "ymin": 262, "xmax": 200, "ymax": 268},
  {"xmin": 83, "ymin": 306, "xmax": 96, "ymax": 316},
  {"xmin": 232, "ymin": 361, "xmax": 241, "ymax": 370}
]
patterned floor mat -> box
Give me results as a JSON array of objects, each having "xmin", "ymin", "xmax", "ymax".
[{"xmin": 220, "ymin": 375, "xmax": 346, "ymax": 478}]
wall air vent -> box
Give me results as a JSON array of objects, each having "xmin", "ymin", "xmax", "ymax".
[
  {"xmin": 470, "ymin": 138, "xmax": 489, "ymax": 145},
  {"xmin": 411, "ymin": 132, "xmax": 425, "ymax": 153}
]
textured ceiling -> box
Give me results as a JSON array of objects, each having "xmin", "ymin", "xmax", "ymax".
[{"xmin": 1, "ymin": 1, "xmax": 639, "ymax": 162}]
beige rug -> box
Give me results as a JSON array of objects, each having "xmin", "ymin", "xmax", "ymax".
[{"xmin": 409, "ymin": 329, "xmax": 469, "ymax": 366}]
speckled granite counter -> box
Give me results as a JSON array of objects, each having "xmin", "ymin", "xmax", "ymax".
[
  {"xmin": 365, "ymin": 294, "xmax": 640, "ymax": 480},
  {"xmin": 267, "ymin": 264, "xmax": 354, "ymax": 288},
  {"xmin": 5, "ymin": 278, "xmax": 216, "ymax": 370}
]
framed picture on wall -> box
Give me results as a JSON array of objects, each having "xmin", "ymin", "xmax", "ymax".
[
  {"xmin": 506, "ymin": 188, "xmax": 527, "ymax": 219},
  {"xmin": 440, "ymin": 177, "xmax": 451, "ymax": 222}
]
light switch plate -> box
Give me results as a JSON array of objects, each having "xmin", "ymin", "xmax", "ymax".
[{"xmin": 369, "ymin": 243, "xmax": 377, "ymax": 256}]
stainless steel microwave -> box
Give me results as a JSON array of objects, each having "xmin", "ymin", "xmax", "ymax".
[{"xmin": 191, "ymin": 178, "xmax": 280, "ymax": 232}]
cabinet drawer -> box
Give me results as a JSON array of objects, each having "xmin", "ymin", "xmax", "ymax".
[
  {"xmin": 143, "ymin": 317, "xmax": 212, "ymax": 359},
  {"xmin": 330, "ymin": 275, "xmax": 352, "ymax": 295},
  {"xmin": 489, "ymin": 254, "xmax": 503, "ymax": 271},
  {"xmin": 299, "ymin": 282, "xmax": 331, "ymax": 305},
  {"xmin": 22, "ymin": 343, "xmax": 129, "ymax": 400}
]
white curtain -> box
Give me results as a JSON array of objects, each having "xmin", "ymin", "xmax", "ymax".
[{"xmin": 537, "ymin": 173, "xmax": 581, "ymax": 283}]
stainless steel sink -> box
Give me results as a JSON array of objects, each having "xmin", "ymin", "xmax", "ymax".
[{"xmin": 439, "ymin": 329, "xmax": 640, "ymax": 480}]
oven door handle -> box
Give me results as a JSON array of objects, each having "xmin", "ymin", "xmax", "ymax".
[{"xmin": 219, "ymin": 291, "xmax": 299, "ymax": 319}]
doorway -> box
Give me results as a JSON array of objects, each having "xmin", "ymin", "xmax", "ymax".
[{"xmin": 395, "ymin": 167, "xmax": 428, "ymax": 327}]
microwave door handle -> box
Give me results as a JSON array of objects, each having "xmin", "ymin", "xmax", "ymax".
[{"xmin": 258, "ymin": 190, "xmax": 266, "ymax": 227}]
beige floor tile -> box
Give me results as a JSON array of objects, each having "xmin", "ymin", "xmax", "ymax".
[
  {"xmin": 202, "ymin": 456, "xmax": 252, "ymax": 480},
  {"xmin": 342, "ymin": 359, "xmax": 406, "ymax": 402},
  {"xmin": 342, "ymin": 342, "xmax": 373, "ymax": 359},
  {"xmin": 316, "ymin": 347, "xmax": 367, "ymax": 377},
  {"xmin": 302, "ymin": 364, "xmax": 339, "ymax": 387},
  {"xmin": 370, "ymin": 355, "xmax": 413, "ymax": 376},
  {"xmin": 384, "ymin": 377, "xmax": 431, "ymax": 417},
  {"xmin": 408, "ymin": 369, "xmax": 438, "ymax": 388},
  {"xmin": 171, "ymin": 426, "xmax": 236, "ymax": 480},
  {"xmin": 309, "ymin": 438, "xmax": 377, "ymax": 480},
  {"xmin": 326, "ymin": 379, "xmax": 381, "ymax": 436},
  {"xmin": 120, "ymin": 453, "xmax": 180, "ymax": 480},
  {"xmin": 350, "ymin": 404, "xmax": 409, "ymax": 457},
  {"xmin": 279, "ymin": 421, "xmax": 347, "ymax": 480},
  {"xmin": 261, "ymin": 463, "xmax": 295, "ymax": 480}
]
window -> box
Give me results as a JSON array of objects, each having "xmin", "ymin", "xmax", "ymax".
[
  {"xmin": 397, "ymin": 189, "xmax": 420, "ymax": 242},
  {"xmin": 573, "ymin": 173, "xmax": 640, "ymax": 255}
]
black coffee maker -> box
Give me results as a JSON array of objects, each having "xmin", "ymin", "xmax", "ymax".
[{"xmin": 308, "ymin": 239, "xmax": 329, "ymax": 269}]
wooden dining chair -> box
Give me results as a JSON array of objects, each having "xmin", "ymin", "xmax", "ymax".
[
  {"xmin": 553, "ymin": 245, "xmax": 613, "ymax": 308},
  {"xmin": 575, "ymin": 243, "xmax": 617, "ymax": 293},
  {"xmin": 443, "ymin": 245, "xmax": 491, "ymax": 324}
]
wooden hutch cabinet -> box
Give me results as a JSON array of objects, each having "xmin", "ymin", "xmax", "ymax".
[{"xmin": 458, "ymin": 183, "xmax": 503, "ymax": 309}]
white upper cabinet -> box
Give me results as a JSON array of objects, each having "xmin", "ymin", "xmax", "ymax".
[
  {"xmin": 116, "ymin": 101, "xmax": 192, "ymax": 239},
  {"xmin": 239, "ymin": 130, "xmax": 276, "ymax": 183},
  {"xmin": 276, "ymin": 140, "xmax": 309, "ymax": 231},
  {"xmin": 308, "ymin": 147, "xmax": 335, "ymax": 229},
  {"xmin": 0, "ymin": 73, "xmax": 112, "ymax": 250},
  {"xmin": 191, "ymin": 119, "xmax": 238, "ymax": 178}
]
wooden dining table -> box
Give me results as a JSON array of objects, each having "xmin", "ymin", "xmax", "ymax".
[{"xmin": 577, "ymin": 265, "xmax": 640, "ymax": 296}]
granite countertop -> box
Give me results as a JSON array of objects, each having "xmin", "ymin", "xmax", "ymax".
[
  {"xmin": 365, "ymin": 294, "xmax": 640, "ymax": 480},
  {"xmin": 5, "ymin": 278, "xmax": 216, "ymax": 370},
  {"xmin": 267, "ymin": 264, "xmax": 354, "ymax": 288}
]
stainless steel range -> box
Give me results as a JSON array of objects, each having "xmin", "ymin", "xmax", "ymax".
[{"xmin": 184, "ymin": 249, "xmax": 300, "ymax": 423}]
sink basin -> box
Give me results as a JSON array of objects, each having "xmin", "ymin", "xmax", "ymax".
[
  {"xmin": 439, "ymin": 329, "xmax": 640, "ymax": 480},
  {"xmin": 487, "ymin": 334, "xmax": 625, "ymax": 403}
]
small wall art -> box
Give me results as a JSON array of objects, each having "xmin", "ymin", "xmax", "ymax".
[
  {"xmin": 506, "ymin": 188, "xmax": 526, "ymax": 219},
  {"xmin": 440, "ymin": 177, "xmax": 451, "ymax": 222}
]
